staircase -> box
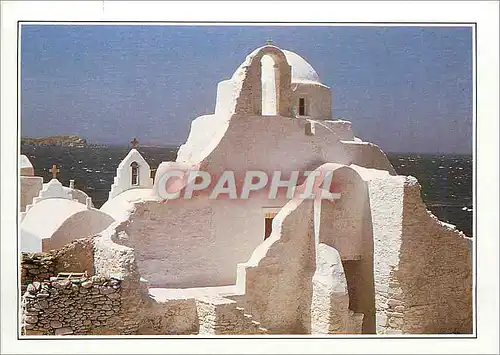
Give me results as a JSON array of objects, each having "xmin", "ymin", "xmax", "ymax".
[{"xmin": 195, "ymin": 296, "xmax": 267, "ymax": 335}]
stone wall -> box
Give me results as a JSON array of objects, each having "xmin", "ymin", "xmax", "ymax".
[
  {"xmin": 21, "ymin": 231, "xmax": 148, "ymax": 336},
  {"xmin": 21, "ymin": 237, "xmax": 94, "ymax": 294},
  {"xmin": 21, "ymin": 277, "xmax": 125, "ymax": 335}
]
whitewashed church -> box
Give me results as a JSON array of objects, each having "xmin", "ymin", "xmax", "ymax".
[{"xmin": 20, "ymin": 44, "xmax": 472, "ymax": 335}]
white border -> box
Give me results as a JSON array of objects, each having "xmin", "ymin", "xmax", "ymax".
[{"xmin": 1, "ymin": 1, "xmax": 498, "ymax": 354}]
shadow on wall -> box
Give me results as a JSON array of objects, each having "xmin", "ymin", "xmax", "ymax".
[{"xmin": 319, "ymin": 167, "xmax": 376, "ymax": 334}]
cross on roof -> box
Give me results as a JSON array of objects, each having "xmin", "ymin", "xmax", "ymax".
[
  {"xmin": 49, "ymin": 164, "xmax": 60, "ymax": 179},
  {"xmin": 266, "ymin": 39, "xmax": 273, "ymax": 45},
  {"xmin": 130, "ymin": 137, "xmax": 139, "ymax": 149}
]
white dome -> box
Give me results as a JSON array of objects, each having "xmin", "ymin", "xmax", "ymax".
[
  {"xmin": 231, "ymin": 46, "xmax": 323, "ymax": 85},
  {"xmin": 282, "ymin": 50, "xmax": 321, "ymax": 84}
]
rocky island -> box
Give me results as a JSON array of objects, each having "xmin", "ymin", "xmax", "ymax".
[{"xmin": 21, "ymin": 135, "xmax": 87, "ymax": 148}]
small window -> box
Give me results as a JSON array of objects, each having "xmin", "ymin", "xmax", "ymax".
[
  {"xmin": 264, "ymin": 217, "xmax": 274, "ymax": 240},
  {"xmin": 299, "ymin": 98, "xmax": 306, "ymax": 116},
  {"xmin": 131, "ymin": 162, "xmax": 139, "ymax": 186}
]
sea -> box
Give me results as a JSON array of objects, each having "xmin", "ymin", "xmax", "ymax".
[{"xmin": 20, "ymin": 146, "xmax": 473, "ymax": 237}]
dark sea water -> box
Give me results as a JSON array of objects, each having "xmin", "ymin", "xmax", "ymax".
[{"xmin": 20, "ymin": 146, "xmax": 473, "ymax": 237}]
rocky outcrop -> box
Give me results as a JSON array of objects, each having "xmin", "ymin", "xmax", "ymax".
[{"xmin": 21, "ymin": 135, "xmax": 87, "ymax": 148}]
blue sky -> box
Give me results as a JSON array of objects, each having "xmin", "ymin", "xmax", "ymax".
[{"xmin": 21, "ymin": 25, "xmax": 472, "ymax": 154}]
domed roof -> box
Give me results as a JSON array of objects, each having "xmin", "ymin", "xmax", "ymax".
[
  {"xmin": 20, "ymin": 198, "xmax": 114, "ymax": 252},
  {"xmin": 282, "ymin": 50, "xmax": 321, "ymax": 84},
  {"xmin": 231, "ymin": 46, "xmax": 323, "ymax": 85}
]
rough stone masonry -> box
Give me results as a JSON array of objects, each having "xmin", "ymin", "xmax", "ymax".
[{"xmin": 21, "ymin": 276, "xmax": 123, "ymax": 335}]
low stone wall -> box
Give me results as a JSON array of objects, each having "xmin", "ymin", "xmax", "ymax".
[
  {"xmin": 20, "ymin": 238, "xmax": 94, "ymax": 294},
  {"xmin": 21, "ymin": 277, "xmax": 125, "ymax": 335}
]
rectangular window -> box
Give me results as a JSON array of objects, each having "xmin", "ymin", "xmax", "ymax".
[
  {"xmin": 131, "ymin": 171, "xmax": 139, "ymax": 185},
  {"xmin": 299, "ymin": 98, "xmax": 306, "ymax": 116},
  {"xmin": 131, "ymin": 162, "xmax": 139, "ymax": 186},
  {"xmin": 264, "ymin": 217, "xmax": 274, "ymax": 240}
]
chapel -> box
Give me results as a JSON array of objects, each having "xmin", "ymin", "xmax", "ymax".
[{"xmin": 19, "ymin": 44, "xmax": 472, "ymax": 336}]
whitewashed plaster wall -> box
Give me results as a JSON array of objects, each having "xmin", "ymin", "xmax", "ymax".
[
  {"xmin": 311, "ymin": 243, "xmax": 364, "ymax": 334},
  {"xmin": 196, "ymin": 115, "xmax": 395, "ymax": 185},
  {"xmin": 319, "ymin": 167, "xmax": 368, "ymax": 260},
  {"xmin": 236, "ymin": 198, "xmax": 316, "ymax": 334},
  {"xmin": 317, "ymin": 165, "xmax": 377, "ymax": 333},
  {"xmin": 215, "ymin": 80, "xmax": 237, "ymax": 117},
  {"xmin": 20, "ymin": 196, "xmax": 114, "ymax": 253},
  {"xmin": 365, "ymin": 174, "xmax": 472, "ymax": 334},
  {"xmin": 397, "ymin": 177, "xmax": 472, "ymax": 334},
  {"xmin": 342, "ymin": 141, "xmax": 397, "ymax": 175},
  {"xmin": 197, "ymin": 114, "xmax": 348, "ymax": 179},
  {"xmin": 324, "ymin": 120, "xmax": 355, "ymax": 141},
  {"xmin": 113, "ymin": 196, "xmax": 288, "ymax": 288},
  {"xmin": 178, "ymin": 114, "xmax": 393, "ymax": 179},
  {"xmin": 108, "ymin": 149, "xmax": 153, "ymax": 201},
  {"xmin": 177, "ymin": 113, "xmax": 230, "ymax": 165}
]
